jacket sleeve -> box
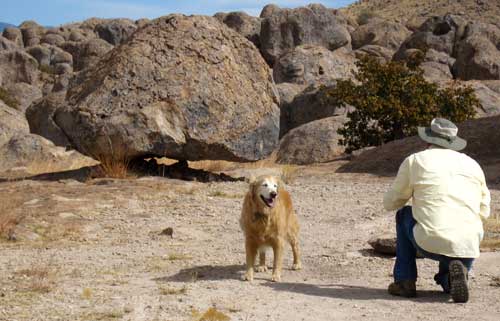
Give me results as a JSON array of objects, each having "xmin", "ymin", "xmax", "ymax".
[
  {"xmin": 383, "ymin": 156, "xmax": 413, "ymax": 211},
  {"xmin": 479, "ymin": 173, "xmax": 491, "ymax": 219}
]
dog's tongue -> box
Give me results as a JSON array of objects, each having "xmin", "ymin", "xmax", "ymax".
[{"xmin": 267, "ymin": 197, "xmax": 276, "ymax": 207}]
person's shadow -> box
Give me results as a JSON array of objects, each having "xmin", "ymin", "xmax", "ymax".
[
  {"xmin": 154, "ymin": 264, "xmax": 450, "ymax": 303},
  {"xmin": 263, "ymin": 282, "xmax": 450, "ymax": 303}
]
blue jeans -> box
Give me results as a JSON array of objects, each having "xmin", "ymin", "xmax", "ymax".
[{"xmin": 394, "ymin": 206, "xmax": 474, "ymax": 292}]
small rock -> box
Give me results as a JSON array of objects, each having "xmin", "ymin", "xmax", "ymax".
[
  {"xmin": 368, "ymin": 235, "xmax": 397, "ymax": 256},
  {"xmin": 160, "ymin": 227, "xmax": 174, "ymax": 238}
]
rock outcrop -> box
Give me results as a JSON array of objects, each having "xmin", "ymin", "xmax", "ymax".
[
  {"xmin": 0, "ymin": 101, "xmax": 97, "ymax": 179},
  {"xmin": 260, "ymin": 4, "xmax": 351, "ymax": 65},
  {"xmin": 273, "ymin": 45, "xmax": 357, "ymax": 86},
  {"xmin": 214, "ymin": 12, "xmax": 261, "ymax": 47},
  {"xmin": 277, "ymin": 116, "xmax": 347, "ymax": 165},
  {"xmin": 34, "ymin": 15, "xmax": 280, "ymax": 162}
]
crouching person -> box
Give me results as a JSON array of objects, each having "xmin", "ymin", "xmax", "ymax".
[{"xmin": 383, "ymin": 118, "xmax": 491, "ymax": 303}]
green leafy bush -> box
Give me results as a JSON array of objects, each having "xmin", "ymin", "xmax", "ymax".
[{"xmin": 322, "ymin": 55, "xmax": 479, "ymax": 153}]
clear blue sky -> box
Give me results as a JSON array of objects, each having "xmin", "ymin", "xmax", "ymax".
[{"xmin": 2, "ymin": 0, "xmax": 356, "ymax": 26}]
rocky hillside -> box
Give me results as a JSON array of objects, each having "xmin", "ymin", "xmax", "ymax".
[
  {"xmin": 1, "ymin": 2, "xmax": 500, "ymax": 178},
  {"xmin": 343, "ymin": 0, "xmax": 500, "ymax": 29}
]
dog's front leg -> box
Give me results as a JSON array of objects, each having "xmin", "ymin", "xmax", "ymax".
[
  {"xmin": 271, "ymin": 239, "xmax": 284, "ymax": 282},
  {"xmin": 256, "ymin": 248, "xmax": 268, "ymax": 272},
  {"xmin": 242, "ymin": 239, "xmax": 257, "ymax": 282}
]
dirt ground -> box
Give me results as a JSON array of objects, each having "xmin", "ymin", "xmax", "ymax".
[{"xmin": 1, "ymin": 162, "xmax": 499, "ymax": 321}]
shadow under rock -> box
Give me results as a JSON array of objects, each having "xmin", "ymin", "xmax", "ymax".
[
  {"xmin": 263, "ymin": 282, "xmax": 450, "ymax": 303},
  {"xmin": 155, "ymin": 264, "xmax": 245, "ymax": 283}
]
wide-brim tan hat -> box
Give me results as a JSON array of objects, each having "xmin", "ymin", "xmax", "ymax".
[{"xmin": 417, "ymin": 118, "xmax": 467, "ymax": 151}]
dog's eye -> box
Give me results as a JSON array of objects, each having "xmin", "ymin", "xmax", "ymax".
[{"xmin": 263, "ymin": 183, "xmax": 268, "ymax": 187}]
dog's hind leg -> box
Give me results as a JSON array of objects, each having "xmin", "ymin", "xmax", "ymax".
[
  {"xmin": 256, "ymin": 248, "xmax": 268, "ymax": 272},
  {"xmin": 242, "ymin": 239, "xmax": 257, "ymax": 282},
  {"xmin": 289, "ymin": 236, "xmax": 302, "ymax": 270},
  {"xmin": 271, "ymin": 239, "xmax": 284, "ymax": 282}
]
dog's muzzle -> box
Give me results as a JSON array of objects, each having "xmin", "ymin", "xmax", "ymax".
[{"xmin": 260, "ymin": 192, "xmax": 277, "ymax": 208}]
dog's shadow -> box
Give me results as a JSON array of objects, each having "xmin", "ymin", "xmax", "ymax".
[
  {"xmin": 263, "ymin": 282, "xmax": 449, "ymax": 303},
  {"xmin": 154, "ymin": 264, "xmax": 245, "ymax": 283}
]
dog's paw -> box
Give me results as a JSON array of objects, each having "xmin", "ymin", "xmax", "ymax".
[
  {"xmin": 255, "ymin": 265, "xmax": 268, "ymax": 272},
  {"xmin": 271, "ymin": 274, "xmax": 281, "ymax": 282},
  {"xmin": 242, "ymin": 272, "xmax": 254, "ymax": 282},
  {"xmin": 292, "ymin": 263, "xmax": 302, "ymax": 270}
]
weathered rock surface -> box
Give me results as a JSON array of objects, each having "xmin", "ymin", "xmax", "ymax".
[
  {"xmin": 95, "ymin": 19, "xmax": 137, "ymax": 45},
  {"xmin": 39, "ymin": 15, "xmax": 279, "ymax": 162},
  {"xmin": 0, "ymin": 101, "xmax": 29, "ymax": 146},
  {"xmin": 0, "ymin": 133, "xmax": 99, "ymax": 179},
  {"xmin": 26, "ymin": 92, "xmax": 71, "ymax": 147},
  {"xmin": 214, "ymin": 12, "xmax": 261, "ymax": 47},
  {"xmin": 273, "ymin": 45, "xmax": 357, "ymax": 86},
  {"xmin": 276, "ymin": 116, "xmax": 347, "ymax": 165},
  {"xmin": 0, "ymin": 49, "xmax": 39, "ymax": 86},
  {"xmin": 354, "ymin": 44, "xmax": 394, "ymax": 63},
  {"xmin": 394, "ymin": 14, "xmax": 467, "ymax": 58},
  {"xmin": 280, "ymin": 84, "xmax": 352, "ymax": 137},
  {"xmin": 260, "ymin": 4, "xmax": 351, "ymax": 65},
  {"xmin": 61, "ymin": 38, "xmax": 113, "ymax": 71},
  {"xmin": 351, "ymin": 18, "xmax": 411, "ymax": 51},
  {"xmin": 0, "ymin": 100, "xmax": 97, "ymax": 179},
  {"xmin": 0, "ymin": 36, "xmax": 18, "ymax": 51},
  {"xmin": 453, "ymin": 22, "xmax": 500, "ymax": 80},
  {"xmin": 2, "ymin": 27, "xmax": 24, "ymax": 47},
  {"xmin": 1, "ymin": 82, "xmax": 42, "ymax": 112}
]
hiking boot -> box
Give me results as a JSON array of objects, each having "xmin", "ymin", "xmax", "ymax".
[
  {"xmin": 449, "ymin": 260, "xmax": 469, "ymax": 303},
  {"xmin": 388, "ymin": 280, "xmax": 417, "ymax": 298}
]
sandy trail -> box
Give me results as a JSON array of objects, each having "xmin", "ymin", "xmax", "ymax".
[{"xmin": 0, "ymin": 165, "xmax": 499, "ymax": 321}]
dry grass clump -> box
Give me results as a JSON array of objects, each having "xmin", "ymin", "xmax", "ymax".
[
  {"xmin": 167, "ymin": 253, "xmax": 192, "ymax": 261},
  {"xmin": 481, "ymin": 217, "xmax": 500, "ymax": 250},
  {"xmin": 208, "ymin": 190, "xmax": 243, "ymax": 199},
  {"xmin": 281, "ymin": 164, "xmax": 299, "ymax": 184},
  {"xmin": 159, "ymin": 285, "xmax": 187, "ymax": 295},
  {"xmin": 14, "ymin": 264, "xmax": 57, "ymax": 293},
  {"xmin": 192, "ymin": 308, "xmax": 230, "ymax": 321},
  {"xmin": 94, "ymin": 154, "xmax": 134, "ymax": 179},
  {"xmin": 0, "ymin": 194, "xmax": 25, "ymax": 240}
]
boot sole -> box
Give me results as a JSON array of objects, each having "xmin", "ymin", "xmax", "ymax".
[{"xmin": 449, "ymin": 260, "xmax": 469, "ymax": 303}]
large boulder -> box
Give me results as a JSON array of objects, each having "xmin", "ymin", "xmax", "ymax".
[
  {"xmin": 337, "ymin": 115, "xmax": 500, "ymax": 183},
  {"xmin": 273, "ymin": 45, "xmax": 357, "ymax": 86},
  {"xmin": 95, "ymin": 18, "xmax": 137, "ymax": 45},
  {"xmin": 466, "ymin": 81, "xmax": 500, "ymax": 116},
  {"xmin": 260, "ymin": 4, "xmax": 351, "ymax": 65},
  {"xmin": 351, "ymin": 18, "xmax": 411, "ymax": 51},
  {"xmin": 2, "ymin": 27, "xmax": 24, "ymax": 47},
  {"xmin": 61, "ymin": 38, "xmax": 113, "ymax": 71},
  {"xmin": 0, "ymin": 101, "xmax": 97, "ymax": 179},
  {"xmin": 276, "ymin": 116, "xmax": 347, "ymax": 165},
  {"xmin": 1, "ymin": 82, "xmax": 42, "ymax": 112},
  {"xmin": 19, "ymin": 21, "xmax": 46, "ymax": 47},
  {"xmin": 0, "ymin": 101, "xmax": 29, "ymax": 146},
  {"xmin": 40, "ymin": 15, "xmax": 279, "ymax": 162},
  {"xmin": 26, "ymin": 92, "xmax": 71, "ymax": 147},
  {"xmin": 214, "ymin": 12, "xmax": 261, "ymax": 47},
  {"xmin": 453, "ymin": 22, "xmax": 500, "ymax": 80},
  {"xmin": 354, "ymin": 45, "xmax": 394, "ymax": 63},
  {"xmin": 0, "ymin": 50, "xmax": 39, "ymax": 86},
  {"xmin": 394, "ymin": 15, "xmax": 467, "ymax": 59},
  {"xmin": 0, "ymin": 36, "xmax": 18, "ymax": 51},
  {"xmin": 279, "ymin": 84, "xmax": 351, "ymax": 137}
]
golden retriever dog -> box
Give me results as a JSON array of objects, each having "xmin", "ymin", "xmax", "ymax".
[{"xmin": 240, "ymin": 175, "xmax": 301, "ymax": 282}]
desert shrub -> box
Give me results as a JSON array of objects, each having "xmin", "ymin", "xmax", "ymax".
[
  {"xmin": 0, "ymin": 87, "xmax": 19, "ymax": 109},
  {"xmin": 357, "ymin": 9, "xmax": 378, "ymax": 25},
  {"xmin": 322, "ymin": 55, "xmax": 479, "ymax": 152}
]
